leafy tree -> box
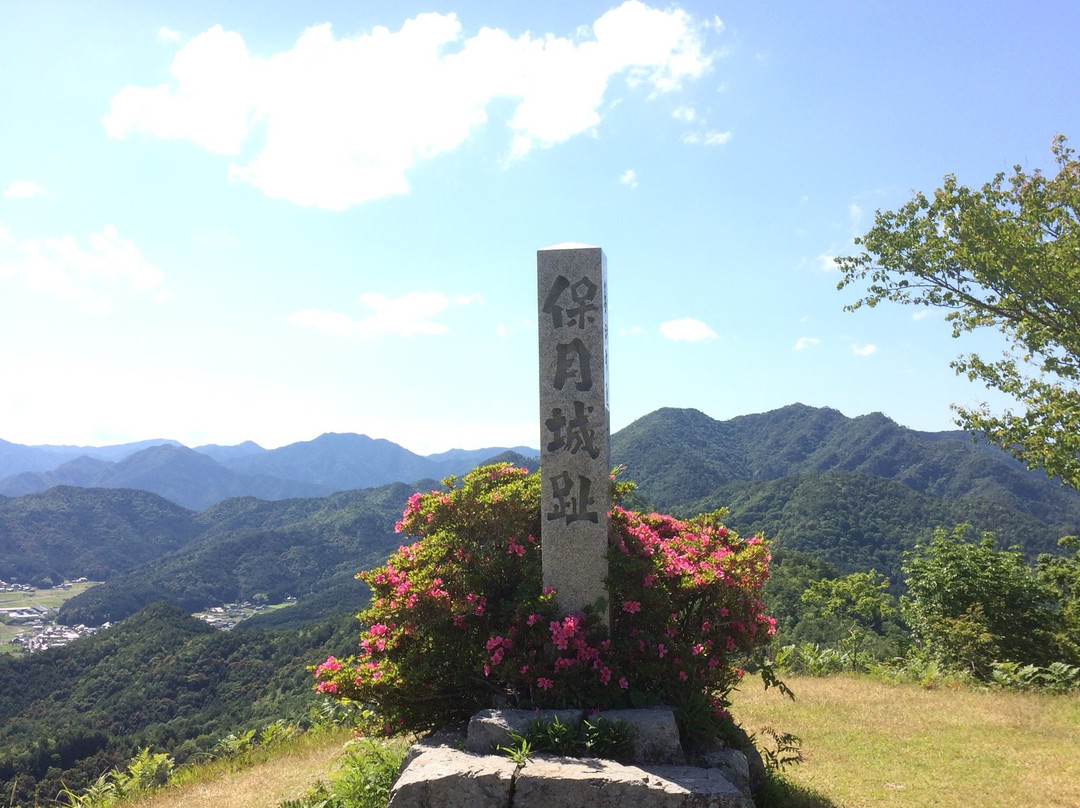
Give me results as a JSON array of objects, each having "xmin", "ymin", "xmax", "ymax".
[
  {"xmin": 800, "ymin": 570, "xmax": 900, "ymax": 669},
  {"xmin": 836, "ymin": 135, "xmax": 1080, "ymax": 491},
  {"xmin": 901, "ymin": 525, "xmax": 1065, "ymax": 677},
  {"xmin": 1036, "ymin": 535, "xmax": 1080, "ymax": 662}
]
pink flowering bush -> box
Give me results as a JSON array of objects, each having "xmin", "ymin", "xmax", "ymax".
[{"xmin": 313, "ymin": 464, "xmax": 776, "ymax": 739}]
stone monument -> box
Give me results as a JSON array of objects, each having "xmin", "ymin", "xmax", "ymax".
[{"xmin": 537, "ymin": 244, "xmax": 610, "ymax": 623}]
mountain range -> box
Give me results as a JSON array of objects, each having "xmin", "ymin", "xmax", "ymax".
[
  {"xmin": 0, "ymin": 434, "xmax": 538, "ymax": 510},
  {"xmin": 3, "ymin": 403, "xmax": 1077, "ymax": 621}
]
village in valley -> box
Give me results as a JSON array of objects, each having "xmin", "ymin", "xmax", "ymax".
[
  {"xmin": 0, "ymin": 578, "xmax": 285, "ymax": 653},
  {"xmin": 0, "ymin": 578, "xmax": 102, "ymax": 653}
]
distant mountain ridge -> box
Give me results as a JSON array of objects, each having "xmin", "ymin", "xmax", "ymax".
[
  {"xmin": 0, "ymin": 434, "xmax": 538, "ymax": 510},
  {"xmin": 3, "ymin": 402, "xmax": 1078, "ymax": 624},
  {"xmin": 612, "ymin": 404, "xmax": 1080, "ymax": 577}
]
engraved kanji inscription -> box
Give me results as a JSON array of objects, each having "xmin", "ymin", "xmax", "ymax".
[
  {"xmin": 545, "ymin": 400, "xmax": 600, "ymax": 459},
  {"xmin": 554, "ymin": 338, "xmax": 592, "ymax": 391},
  {"xmin": 543, "ymin": 274, "xmax": 599, "ymax": 329},
  {"xmin": 546, "ymin": 471, "xmax": 599, "ymax": 524}
]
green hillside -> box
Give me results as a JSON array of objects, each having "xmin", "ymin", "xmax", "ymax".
[
  {"xmin": 58, "ymin": 484, "xmax": 413, "ymax": 625},
  {"xmin": 0, "ymin": 486, "xmax": 200, "ymax": 586},
  {"xmin": 0, "ymin": 602, "xmax": 358, "ymax": 806}
]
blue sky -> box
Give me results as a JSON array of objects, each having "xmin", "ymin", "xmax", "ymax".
[{"xmin": 2, "ymin": 1, "xmax": 1078, "ymax": 454}]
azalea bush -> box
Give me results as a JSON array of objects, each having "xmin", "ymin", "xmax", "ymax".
[{"xmin": 313, "ymin": 464, "xmax": 776, "ymax": 741}]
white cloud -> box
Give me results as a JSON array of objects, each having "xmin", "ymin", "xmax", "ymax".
[
  {"xmin": 660, "ymin": 317, "xmax": 717, "ymax": 342},
  {"xmin": 620, "ymin": 169, "xmax": 638, "ymax": 188},
  {"xmin": 290, "ymin": 291, "xmax": 480, "ymax": 338},
  {"xmin": 3, "ymin": 181, "xmax": 44, "ymax": 198},
  {"xmin": 794, "ymin": 336, "xmax": 820, "ymax": 351},
  {"xmin": 672, "ymin": 105, "xmax": 695, "ymax": 122},
  {"xmin": 619, "ymin": 326, "xmax": 644, "ymax": 336},
  {"xmin": 105, "ymin": 3, "xmax": 715, "ymax": 209},
  {"xmin": 683, "ymin": 129, "xmax": 731, "ymax": 146},
  {"xmin": 0, "ymin": 223, "xmax": 167, "ymax": 311},
  {"xmin": 157, "ymin": 27, "xmax": 182, "ymax": 43},
  {"xmin": 851, "ymin": 343, "xmax": 877, "ymax": 356},
  {"xmin": 815, "ymin": 252, "xmax": 837, "ymax": 272},
  {"xmin": 912, "ymin": 308, "xmax": 934, "ymax": 321}
]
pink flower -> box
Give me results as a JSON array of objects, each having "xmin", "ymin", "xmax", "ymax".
[
  {"xmin": 619, "ymin": 677, "xmax": 629, "ymax": 690},
  {"xmin": 316, "ymin": 681, "xmax": 338, "ymax": 694},
  {"xmin": 600, "ymin": 667, "xmax": 612, "ymax": 685},
  {"xmin": 537, "ymin": 677, "xmax": 554, "ymax": 690},
  {"xmin": 657, "ymin": 643, "xmax": 668, "ymax": 658},
  {"xmin": 621, "ymin": 600, "xmax": 642, "ymax": 614}
]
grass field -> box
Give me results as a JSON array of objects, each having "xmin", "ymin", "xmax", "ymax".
[
  {"xmin": 0, "ymin": 581, "xmax": 100, "ymax": 652},
  {"xmin": 126, "ymin": 730, "xmax": 356, "ymax": 808},
  {"xmin": 731, "ymin": 674, "xmax": 1080, "ymax": 808}
]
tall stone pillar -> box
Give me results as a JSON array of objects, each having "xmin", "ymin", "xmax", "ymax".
[{"xmin": 537, "ymin": 243, "xmax": 610, "ymax": 623}]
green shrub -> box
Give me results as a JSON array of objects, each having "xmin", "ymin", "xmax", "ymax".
[{"xmin": 313, "ymin": 464, "xmax": 776, "ymax": 741}]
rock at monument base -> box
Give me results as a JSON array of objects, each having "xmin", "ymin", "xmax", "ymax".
[
  {"xmin": 695, "ymin": 741, "xmax": 752, "ymax": 798},
  {"xmin": 595, "ymin": 706, "xmax": 686, "ymax": 765},
  {"xmin": 392, "ymin": 708, "xmax": 759, "ymax": 808},
  {"xmin": 465, "ymin": 708, "xmax": 585, "ymax": 755},
  {"xmin": 512, "ymin": 754, "xmax": 754, "ymax": 808},
  {"xmin": 387, "ymin": 746, "xmax": 518, "ymax": 808}
]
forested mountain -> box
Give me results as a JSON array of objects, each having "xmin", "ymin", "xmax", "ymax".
[
  {"xmin": 613, "ymin": 405, "xmax": 1080, "ymax": 579},
  {"xmin": 0, "ymin": 435, "xmax": 537, "ymax": 509},
  {"xmin": 0, "ymin": 602, "xmax": 358, "ymax": 806},
  {"xmin": 0, "ymin": 486, "xmax": 201, "ymax": 585},
  {"xmin": 56, "ymin": 483, "xmax": 413, "ymax": 625}
]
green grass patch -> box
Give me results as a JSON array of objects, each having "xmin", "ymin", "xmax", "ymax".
[{"xmin": 733, "ymin": 673, "xmax": 1080, "ymax": 808}]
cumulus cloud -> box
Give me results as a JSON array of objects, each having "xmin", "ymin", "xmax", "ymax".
[
  {"xmin": 620, "ymin": 169, "xmax": 639, "ymax": 188},
  {"xmin": 660, "ymin": 317, "xmax": 717, "ymax": 342},
  {"xmin": 290, "ymin": 291, "xmax": 480, "ymax": 338},
  {"xmin": 851, "ymin": 342, "xmax": 877, "ymax": 356},
  {"xmin": 672, "ymin": 105, "xmax": 695, "ymax": 122},
  {"xmin": 815, "ymin": 252, "xmax": 837, "ymax": 272},
  {"xmin": 3, "ymin": 181, "xmax": 44, "ymax": 198},
  {"xmin": 682, "ymin": 129, "xmax": 731, "ymax": 146},
  {"xmin": 794, "ymin": 336, "xmax": 820, "ymax": 351},
  {"xmin": 0, "ymin": 223, "xmax": 167, "ymax": 311},
  {"xmin": 104, "ymin": 2, "xmax": 715, "ymax": 209}
]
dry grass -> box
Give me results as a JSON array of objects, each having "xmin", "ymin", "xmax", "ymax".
[
  {"xmin": 125, "ymin": 731, "xmax": 352, "ymax": 808},
  {"xmin": 732, "ymin": 674, "xmax": 1080, "ymax": 808}
]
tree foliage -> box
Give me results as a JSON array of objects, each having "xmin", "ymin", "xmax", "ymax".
[
  {"xmin": 800, "ymin": 570, "xmax": 899, "ymax": 669},
  {"xmin": 837, "ymin": 135, "xmax": 1080, "ymax": 490},
  {"xmin": 901, "ymin": 526, "xmax": 1069, "ymax": 677}
]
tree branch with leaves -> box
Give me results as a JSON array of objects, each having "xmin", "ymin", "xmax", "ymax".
[{"xmin": 836, "ymin": 135, "xmax": 1080, "ymax": 490}]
